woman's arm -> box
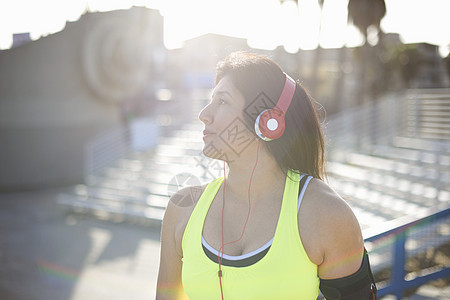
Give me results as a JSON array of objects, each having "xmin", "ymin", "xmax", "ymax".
[
  {"xmin": 300, "ymin": 178, "xmax": 364, "ymax": 278},
  {"xmin": 156, "ymin": 187, "xmax": 198, "ymax": 300},
  {"xmin": 316, "ymin": 188, "xmax": 364, "ymax": 280},
  {"xmin": 299, "ymin": 179, "xmax": 376, "ymax": 299}
]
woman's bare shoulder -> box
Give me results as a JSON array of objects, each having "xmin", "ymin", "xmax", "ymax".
[
  {"xmin": 301, "ymin": 178, "xmax": 359, "ymax": 223},
  {"xmin": 169, "ymin": 184, "xmax": 207, "ymax": 208},
  {"xmin": 165, "ymin": 184, "xmax": 208, "ymax": 222},
  {"xmin": 299, "ymin": 178, "xmax": 364, "ymax": 277},
  {"xmin": 157, "ymin": 184, "xmax": 207, "ymax": 299},
  {"xmin": 161, "ymin": 184, "xmax": 208, "ymax": 256}
]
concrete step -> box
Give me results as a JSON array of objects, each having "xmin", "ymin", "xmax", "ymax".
[
  {"xmin": 57, "ymin": 193, "xmax": 165, "ymax": 222},
  {"xmin": 393, "ymin": 136, "xmax": 450, "ymax": 153},
  {"xmin": 328, "ymin": 176, "xmax": 428, "ymax": 229},
  {"xmin": 327, "ymin": 161, "xmax": 447, "ymax": 203},
  {"xmin": 342, "ymin": 153, "xmax": 450, "ymax": 189},
  {"xmin": 369, "ymin": 144, "xmax": 450, "ymax": 166},
  {"xmin": 66, "ymin": 184, "xmax": 169, "ymax": 209},
  {"xmin": 102, "ymin": 160, "xmax": 217, "ymax": 185}
]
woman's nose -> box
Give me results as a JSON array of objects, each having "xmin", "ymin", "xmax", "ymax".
[{"xmin": 198, "ymin": 102, "xmax": 212, "ymax": 125}]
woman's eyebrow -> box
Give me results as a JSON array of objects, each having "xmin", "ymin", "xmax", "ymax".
[{"xmin": 212, "ymin": 90, "xmax": 233, "ymax": 99}]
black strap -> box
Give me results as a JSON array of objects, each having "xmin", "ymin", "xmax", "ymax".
[
  {"xmin": 319, "ymin": 249, "xmax": 377, "ymax": 299},
  {"xmin": 202, "ymin": 243, "xmax": 271, "ymax": 267},
  {"xmin": 297, "ymin": 173, "xmax": 309, "ymax": 198}
]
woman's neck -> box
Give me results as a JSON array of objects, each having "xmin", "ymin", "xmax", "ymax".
[{"xmin": 224, "ymin": 145, "xmax": 285, "ymax": 202}]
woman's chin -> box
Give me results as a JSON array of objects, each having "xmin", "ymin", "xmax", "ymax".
[{"xmin": 201, "ymin": 146, "xmax": 229, "ymax": 162}]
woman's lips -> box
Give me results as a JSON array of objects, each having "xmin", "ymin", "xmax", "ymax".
[{"xmin": 202, "ymin": 130, "xmax": 215, "ymax": 139}]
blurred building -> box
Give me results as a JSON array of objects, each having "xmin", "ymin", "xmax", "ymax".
[
  {"xmin": 0, "ymin": 7, "xmax": 165, "ymax": 190},
  {"xmin": 407, "ymin": 43, "xmax": 450, "ymax": 88},
  {"xmin": 166, "ymin": 33, "xmax": 250, "ymax": 92}
]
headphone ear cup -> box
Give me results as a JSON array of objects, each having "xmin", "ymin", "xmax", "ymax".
[{"xmin": 255, "ymin": 108, "xmax": 286, "ymax": 141}]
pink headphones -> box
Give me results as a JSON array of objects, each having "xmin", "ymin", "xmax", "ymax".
[{"xmin": 254, "ymin": 73, "xmax": 296, "ymax": 141}]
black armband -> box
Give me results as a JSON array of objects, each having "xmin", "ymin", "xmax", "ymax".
[{"xmin": 319, "ymin": 249, "xmax": 377, "ymax": 300}]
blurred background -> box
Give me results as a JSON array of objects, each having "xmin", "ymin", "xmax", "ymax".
[{"xmin": 0, "ymin": 0, "xmax": 449, "ymax": 299}]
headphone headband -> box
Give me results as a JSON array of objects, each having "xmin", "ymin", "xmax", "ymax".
[{"xmin": 275, "ymin": 73, "xmax": 296, "ymax": 113}]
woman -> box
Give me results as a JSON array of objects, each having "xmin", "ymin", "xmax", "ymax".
[{"xmin": 157, "ymin": 52, "xmax": 376, "ymax": 299}]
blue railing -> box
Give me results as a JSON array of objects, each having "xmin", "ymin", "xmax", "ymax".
[{"xmin": 364, "ymin": 207, "xmax": 450, "ymax": 299}]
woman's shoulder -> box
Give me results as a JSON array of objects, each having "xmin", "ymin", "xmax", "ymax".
[
  {"xmin": 165, "ymin": 176, "xmax": 224, "ymax": 215},
  {"xmin": 299, "ymin": 178, "xmax": 364, "ymax": 271},
  {"xmin": 169, "ymin": 185, "xmax": 206, "ymax": 208},
  {"xmin": 161, "ymin": 184, "xmax": 208, "ymax": 255},
  {"xmin": 165, "ymin": 184, "xmax": 208, "ymax": 221},
  {"xmin": 302, "ymin": 178, "xmax": 359, "ymax": 226}
]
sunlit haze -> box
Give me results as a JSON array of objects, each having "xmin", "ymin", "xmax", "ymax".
[{"xmin": 0, "ymin": 0, "xmax": 449, "ymax": 56}]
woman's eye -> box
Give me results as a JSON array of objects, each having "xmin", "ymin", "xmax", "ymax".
[{"xmin": 219, "ymin": 98, "xmax": 226, "ymax": 104}]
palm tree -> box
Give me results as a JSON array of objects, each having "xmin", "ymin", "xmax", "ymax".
[
  {"xmin": 347, "ymin": 0, "xmax": 387, "ymax": 148},
  {"xmin": 347, "ymin": 0, "xmax": 386, "ymax": 105},
  {"xmin": 347, "ymin": 0, "xmax": 386, "ymax": 45}
]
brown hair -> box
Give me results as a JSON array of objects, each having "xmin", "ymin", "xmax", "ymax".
[{"xmin": 215, "ymin": 51, "xmax": 325, "ymax": 180}]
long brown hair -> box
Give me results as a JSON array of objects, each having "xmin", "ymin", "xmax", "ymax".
[{"xmin": 215, "ymin": 51, "xmax": 325, "ymax": 180}]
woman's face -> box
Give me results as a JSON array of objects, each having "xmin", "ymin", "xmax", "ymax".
[{"xmin": 198, "ymin": 75, "xmax": 256, "ymax": 162}]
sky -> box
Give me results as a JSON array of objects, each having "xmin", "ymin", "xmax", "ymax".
[{"xmin": 0, "ymin": 0, "xmax": 449, "ymax": 56}]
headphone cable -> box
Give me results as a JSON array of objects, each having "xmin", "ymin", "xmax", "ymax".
[{"xmin": 218, "ymin": 141, "xmax": 261, "ymax": 299}]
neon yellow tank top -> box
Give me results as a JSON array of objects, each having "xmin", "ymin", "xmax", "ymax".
[{"xmin": 181, "ymin": 171, "xmax": 320, "ymax": 299}]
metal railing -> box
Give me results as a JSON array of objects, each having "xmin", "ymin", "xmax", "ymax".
[{"xmin": 364, "ymin": 207, "xmax": 450, "ymax": 299}]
